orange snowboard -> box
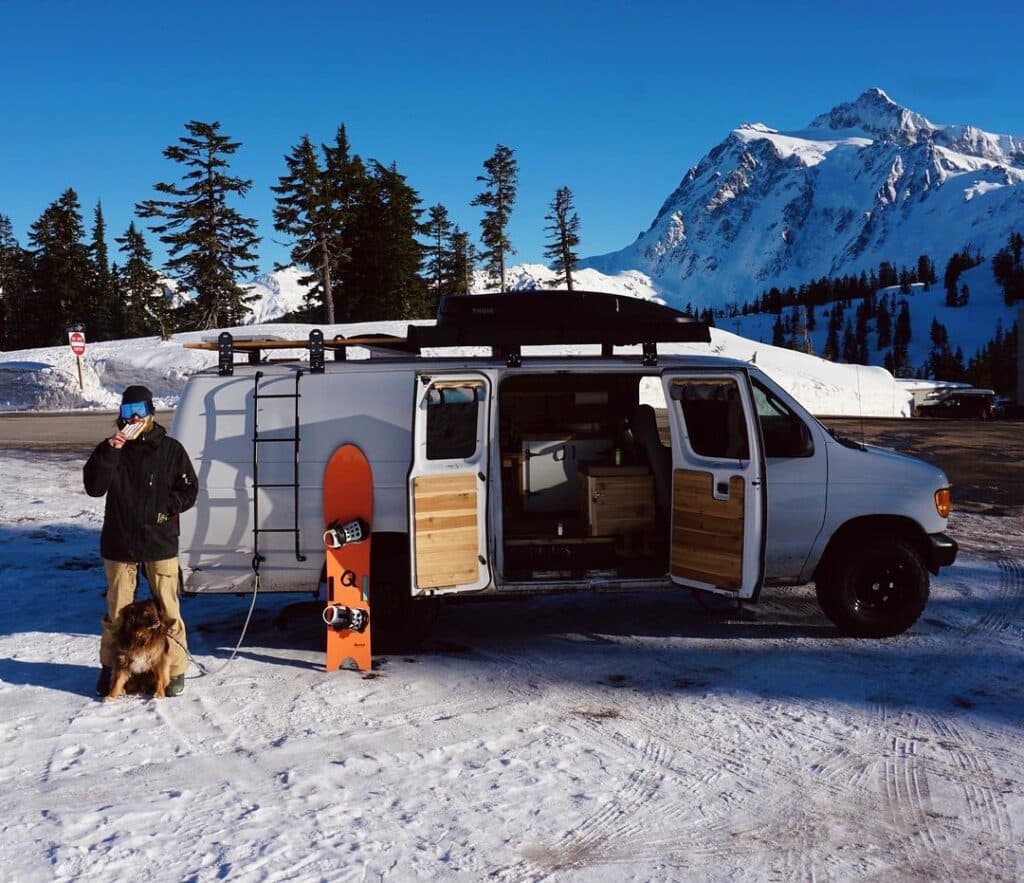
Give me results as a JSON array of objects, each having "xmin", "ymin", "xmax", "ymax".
[{"xmin": 322, "ymin": 444, "xmax": 373, "ymax": 672}]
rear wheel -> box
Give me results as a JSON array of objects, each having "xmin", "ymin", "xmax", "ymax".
[
  {"xmin": 371, "ymin": 535, "xmax": 439, "ymax": 652},
  {"xmin": 815, "ymin": 536, "xmax": 929, "ymax": 637}
]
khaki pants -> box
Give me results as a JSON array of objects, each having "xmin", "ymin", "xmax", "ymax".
[{"xmin": 100, "ymin": 558, "xmax": 189, "ymax": 677}]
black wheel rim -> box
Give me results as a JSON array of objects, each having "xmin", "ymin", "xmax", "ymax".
[{"xmin": 852, "ymin": 559, "xmax": 910, "ymax": 614}]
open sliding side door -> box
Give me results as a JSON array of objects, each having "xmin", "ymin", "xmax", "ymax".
[
  {"xmin": 409, "ymin": 372, "xmax": 492, "ymax": 595},
  {"xmin": 662, "ymin": 369, "xmax": 766, "ymax": 600}
]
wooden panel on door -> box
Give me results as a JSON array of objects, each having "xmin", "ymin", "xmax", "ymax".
[
  {"xmin": 670, "ymin": 469, "xmax": 744, "ymax": 590},
  {"xmin": 413, "ymin": 473, "xmax": 479, "ymax": 589}
]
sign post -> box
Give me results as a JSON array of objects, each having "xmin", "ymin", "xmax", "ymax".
[{"xmin": 67, "ymin": 323, "xmax": 86, "ymax": 391}]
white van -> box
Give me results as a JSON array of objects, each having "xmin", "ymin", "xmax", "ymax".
[{"xmin": 173, "ymin": 291, "xmax": 957, "ymax": 642}]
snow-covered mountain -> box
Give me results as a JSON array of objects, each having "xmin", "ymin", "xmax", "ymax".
[
  {"xmin": 582, "ymin": 88, "xmax": 1024, "ymax": 308},
  {"xmin": 241, "ymin": 266, "xmax": 311, "ymax": 323}
]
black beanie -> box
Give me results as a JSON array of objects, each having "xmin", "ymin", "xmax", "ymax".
[{"xmin": 121, "ymin": 385, "xmax": 154, "ymax": 411}]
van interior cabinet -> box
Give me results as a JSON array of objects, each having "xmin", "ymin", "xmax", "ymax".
[
  {"xmin": 580, "ymin": 464, "xmax": 655, "ymax": 537},
  {"xmin": 520, "ymin": 436, "xmax": 613, "ymax": 512}
]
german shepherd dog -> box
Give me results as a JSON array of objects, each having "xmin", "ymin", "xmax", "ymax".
[{"xmin": 105, "ymin": 599, "xmax": 173, "ymax": 700}]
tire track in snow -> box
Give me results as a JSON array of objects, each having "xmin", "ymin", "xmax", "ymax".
[
  {"xmin": 969, "ymin": 558, "xmax": 1024, "ymax": 638},
  {"xmin": 868, "ymin": 703, "xmax": 1021, "ymax": 881},
  {"xmin": 879, "ymin": 726, "xmax": 952, "ymax": 877},
  {"xmin": 472, "ymin": 644, "xmax": 707, "ymax": 879},
  {"xmin": 925, "ymin": 714, "xmax": 1020, "ymax": 878},
  {"xmin": 528, "ymin": 734, "xmax": 679, "ymax": 870}
]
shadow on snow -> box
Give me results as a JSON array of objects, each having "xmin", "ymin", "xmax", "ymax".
[{"xmin": 1, "ymin": 520, "xmax": 1020, "ymax": 725}]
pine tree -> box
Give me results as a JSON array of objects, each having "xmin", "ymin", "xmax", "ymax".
[
  {"xmin": 992, "ymin": 231, "xmax": 1024, "ymax": 305},
  {"xmin": 543, "ymin": 186, "xmax": 581, "ymax": 291},
  {"xmin": 823, "ymin": 308, "xmax": 840, "ymax": 361},
  {"xmin": 28, "ymin": 189, "xmax": 92, "ymax": 345},
  {"xmin": 116, "ymin": 222, "xmax": 168, "ymax": 338},
  {"xmin": 925, "ymin": 318, "xmax": 964, "ymax": 380},
  {"xmin": 323, "ymin": 137, "xmax": 367, "ymax": 322},
  {"xmin": 447, "ymin": 226, "xmax": 476, "ymax": 296},
  {"xmin": 344, "ymin": 161, "xmax": 427, "ymax": 320},
  {"xmin": 88, "ymin": 202, "xmax": 120, "ymax": 339},
  {"xmin": 273, "ymin": 134, "xmax": 335, "ymax": 323},
  {"xmin": 771, "ymin": 314, "xmax": 785, "ymax": 347},
  {"xmin": 425, "ymin": 203, "xmax": 454, "ymax": 295},
  {"xmin": 471, "ymin": 144, "xmax": 517, "ymax": 292},
  {"xmin": 789, "ymin": 305, "xmax": 814, "ymax": 354},
  {"xmin": 967, "ymin": 321, "xmax": 1017, "ymax": 398},
  {"xmin": 878, "ymin": 261, "xmax": 897, "ymax": 289},
  {"xmin": 917, "ymin": 254, "xmax": 936, "ymax": 290},
  {"xmin": 876, "ymin": 298, "xmax": 892, "ymax": 349},
  {"xmin": 841, "ymin": 319, "xmax": 857, "ymax": 363},
  {"xmin": 854, "ymin": 300, "xmax": 870, "ymax": 363},
  {"xmin": 272, "ymin": 126, "xmax": 363, "ymax": 324},
  {"xmin": 0, "ymin": 214, "xmax": 32, "ymax": 349},
  {"xmin": 137, "ymin": 120, "xmax": 260, "ymax": 329},
  {"xmin": 894, "ymin": 299, "xmax": 912, "ymax": 349}
]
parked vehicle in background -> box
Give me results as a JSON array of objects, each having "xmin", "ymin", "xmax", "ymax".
[
  {"xmin": 994, "ymin": 396, "xmax": 1024, "ymax": 419},
  {"xmin": 915, "ymin": 388, "xmax": 995, "ymax": 420}
]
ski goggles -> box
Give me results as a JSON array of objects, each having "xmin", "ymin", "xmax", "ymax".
[{"xmin": 119, "ymin": 401, "xmax": 151, "ymax": 420}]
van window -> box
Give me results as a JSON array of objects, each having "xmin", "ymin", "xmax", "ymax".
[
  {"xmin": 672, "ymin": 378, "xmax": 750, "ymax": 460},
  {"xmin": 752, "ymin": 380, "xmax": 814, "ymax": 458},
  {"xmin": 426, "ymin": 384, "xmax": 481, "ymax": 460}
]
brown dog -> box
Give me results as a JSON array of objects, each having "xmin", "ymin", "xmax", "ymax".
[{"xmin": 105, "ymin": 599, "xmax": 173, "ymax": 701}]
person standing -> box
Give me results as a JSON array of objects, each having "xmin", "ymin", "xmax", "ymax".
[{"xmin": 84, "ymin": 385, "xmax": 198, "ymax": 697}]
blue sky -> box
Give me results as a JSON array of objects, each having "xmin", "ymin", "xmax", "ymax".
[{"xmin": 2, "ymin": 0, "xmax": 1022, "ymax": 277}]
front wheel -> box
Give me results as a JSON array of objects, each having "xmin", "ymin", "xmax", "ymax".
[{"xmin": 815, "ymin": 537, "xmax": 929, "ymax": 637}]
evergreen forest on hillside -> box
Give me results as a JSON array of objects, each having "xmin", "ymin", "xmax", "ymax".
[{"xmin": 692, "ymin": 239, "xmax": 1021, "ymax": 396}]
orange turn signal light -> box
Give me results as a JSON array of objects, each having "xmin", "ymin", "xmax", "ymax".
[{"xmin": 935, "ymin": 488, "xmax": 951, "ymax": 518}]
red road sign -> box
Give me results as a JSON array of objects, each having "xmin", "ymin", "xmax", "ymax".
[{"xmin": 68, "ymin": 330, "xmax": 86, "ymax": 356}]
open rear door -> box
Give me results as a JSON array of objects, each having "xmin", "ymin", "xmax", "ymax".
[
  {"xmin": 662, "ymin": 369, "xmax": 765, "ymax": 599},
  {"xmin": 409, "ymin": 373, "xmax": 491, "ymax": 595}
]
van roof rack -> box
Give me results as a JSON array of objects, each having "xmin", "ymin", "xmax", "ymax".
[
  {"xmin": 184, "ymin": 290, "xmax": 708, "ymax": 373},
  {"xmin": 410, "ymin": 291, "xmax": 707, "ymax": 365}
]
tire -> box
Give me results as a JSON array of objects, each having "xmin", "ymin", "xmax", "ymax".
[
  {"xmin": 815, "ymin": 536, "xmax": 929, "ymax": 637},
  {"xmin": 370, "ymin": 536, "xmax": 439, "ymax": 652}
]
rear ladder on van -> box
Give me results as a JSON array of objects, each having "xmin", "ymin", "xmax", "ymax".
[{"xmin": 251, "ymin": 369, "xmax": 307, "ymax": 567}]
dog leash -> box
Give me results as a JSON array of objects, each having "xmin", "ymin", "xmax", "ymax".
[{"xmin": 169, "ymin": 572, "xmax": 261, "ymax": 678}]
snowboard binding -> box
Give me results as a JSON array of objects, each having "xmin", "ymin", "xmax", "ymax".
[
  {"xmin": 322, "ymin": 604, "xmax": 369, "ymax": 633},
  {"xmin": 323, "ymin": 518, "xmax": 369, "ymax": 549}
]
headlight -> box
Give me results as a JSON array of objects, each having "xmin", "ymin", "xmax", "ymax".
[{"xmin": 935, "ymin": 488, "xmax": 951, "ymax": 518}]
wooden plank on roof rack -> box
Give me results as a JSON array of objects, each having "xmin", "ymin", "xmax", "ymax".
[{"xmin": 183, "ymin": 335, "xmax": 411, "ymax": 351}]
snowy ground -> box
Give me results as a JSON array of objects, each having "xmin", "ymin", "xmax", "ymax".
[{"xmin": 1, "ymin": 448, "xmax": 1022, "ymax": 881}]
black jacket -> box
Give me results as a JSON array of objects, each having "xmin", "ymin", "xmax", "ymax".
[{"xmin": 83, "ymin": 422, "xmax": 198, "ymax": 562}]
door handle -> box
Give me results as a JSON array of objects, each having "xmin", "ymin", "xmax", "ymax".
[{"xmin": 716, "ymin": 481, "xmax": 729, "ymax": 496}]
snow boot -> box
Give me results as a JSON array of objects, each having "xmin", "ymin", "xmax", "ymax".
[
  {"xmin": 95, "ymin": 666, "xmax": 112, "ymax": 697},
  {"xmin": 165, "ymin": 673, "xmax": 185, "ymax": 698}
]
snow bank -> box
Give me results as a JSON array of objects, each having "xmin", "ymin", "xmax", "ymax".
[{"xmin": 0, "ymin": 318, "xmax": 910, "ymax": 416}]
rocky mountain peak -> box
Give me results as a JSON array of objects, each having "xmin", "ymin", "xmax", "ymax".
[
  {"xmin": 809, "ymin": 87, "xmax": 935, "ymax": 141},
  {"xmin": 580, "ymin": 88, "xmax": 1023, "ymax": 308}
]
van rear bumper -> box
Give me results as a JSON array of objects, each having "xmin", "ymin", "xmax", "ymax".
[{"xmin": 926, "ymin": 532, "xmax": 958, "ymax": 573}]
